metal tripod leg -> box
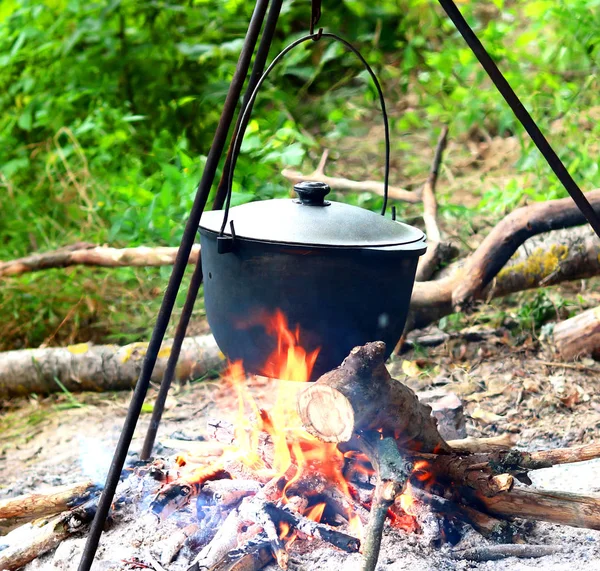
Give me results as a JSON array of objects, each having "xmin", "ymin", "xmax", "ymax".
[
  {"xmin": 437, "ymin": 0, "xmax": 600, "ymax": 238},
  {"xmin": 76, "ymin": 0, "xmax": 271, "ymax": 567},
  {"xmin": 140, "ymin": 0, "xmax": 284, "ymax": 463}
]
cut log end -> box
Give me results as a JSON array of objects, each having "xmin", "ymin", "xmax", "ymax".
[{"xmin": 297, "ymin": 385, "xmax": 355, "ymax": 443}]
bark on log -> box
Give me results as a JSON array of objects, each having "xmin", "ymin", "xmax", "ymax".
[
  {"xmin": 297, "ymin": 342, "xmax": 450, "ymax": 453},
  {"xmin": 553, "ymin": 305, "xmax": 600, "ymax": 360},
  {"xmin": 0, "ymin": 244, "xmax": 201, "ymax": 278},
  {"xmin": 473, "ymin": 487, "xmax": 600, "ymax": 530},
  {"xmin": 0, "ymin": 480, "xmax": 96, "ymax": 535},
  {"xmin": 0, "ymin": 334, "xmax": 224, "ymax": 399},
  {"xmin": 0, "ymin": 497, "xmax": 100, "ymax": 571},
  {"xmin": 450, "ymin": 189, "xmax": 600, "ymax": 310},
  {"xmin": 408, "ymin": 223, "xmax": 600, "ymax": 333},
  {"xmin": 446, "ymin": 434, "xmax": 518, "ymax": 454}
]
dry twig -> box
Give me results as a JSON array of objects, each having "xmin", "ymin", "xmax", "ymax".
[{"xmin": 281, "ymin": 149, "xmax": 419, "ymax": 203}]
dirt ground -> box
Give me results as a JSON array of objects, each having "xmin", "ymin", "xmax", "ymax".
[{"xmin": 2, "ymin": 324, "xmax": 600, "ymax": 570}]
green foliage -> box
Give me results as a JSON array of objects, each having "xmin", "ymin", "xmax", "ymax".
[{"xmin": 2, "ymin": 0, "xmax": 600, "ymax": 348}]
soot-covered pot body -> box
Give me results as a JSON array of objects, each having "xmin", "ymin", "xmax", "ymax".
[{"xmin": 199, "ymin": 182, "xmax": 427, "ymax": 380}]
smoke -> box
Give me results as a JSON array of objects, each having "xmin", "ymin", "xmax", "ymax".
[{"xmin": 78, "ymin": 436, "xmax": 113, "ymax": 485}]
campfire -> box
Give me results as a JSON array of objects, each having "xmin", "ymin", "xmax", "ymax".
[{"xmin": 2, "ymin": 311, "xmax": 600, "ymax": 571}]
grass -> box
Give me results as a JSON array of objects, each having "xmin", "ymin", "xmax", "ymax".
[{"xmin": 2, "ymin": 1, "xmax": 600, "ymax": 350}]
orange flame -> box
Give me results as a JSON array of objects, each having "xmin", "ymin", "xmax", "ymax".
[
  {"xmin": 215, "ymin": 310, "xmax": 360, "ymax": 532},
  {"xmin": 398, "ymin": 483, "xmax": 418, "ymax": 516},
  {"xmin": 261, "ymin": 310, "xmax": 319, "ymax": 381},
  {"xmin": 305, "ymin": 502, "xmax": 326, "ymax": 522}
]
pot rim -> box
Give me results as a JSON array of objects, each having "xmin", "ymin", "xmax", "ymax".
[{"xmin": 199, "ymin": 227, "xmax": 428, "ymax": 256}]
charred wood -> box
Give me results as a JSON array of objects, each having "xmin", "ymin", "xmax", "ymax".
[
  {"xmin": 0, "ymin": 480, "xmax": 98, "ymax": 535},
  {"xmin": 452, "ymin": 544, "xmax": 563, "ymax": 562}
]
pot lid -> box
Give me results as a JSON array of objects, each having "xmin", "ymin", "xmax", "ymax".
[{"xmin": 199, "ymin": 181, "xmax": 426, "ymax": 249}]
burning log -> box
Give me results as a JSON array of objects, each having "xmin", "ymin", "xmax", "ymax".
[
  {"xmin": 297, "ymin": 342, "xmax": 600, "ymax": 571},
  {"xmin": 0, "ymin": 480, "xmax": 97, "ymax": 534},
  {"xmin": 262, "ymin": 503, "xmax": 360, "ymax": 553},
  {"xmin": 201, "ymin": 480, "xmax": 262, "ymax": 508},
  {"xmin": 408, "ymin": 488, "xmax": 515, "ymax": 542},
  {"xmin": 206, "ymin": 533, "xmax": 273, "ymax": 571},
  {"xmin": 297, "ymin": 342, "xmax": 450, "ymax": 453},
  {"xmin": 190, "ymin": 495, "xmax": 360, "ymax": 571}
]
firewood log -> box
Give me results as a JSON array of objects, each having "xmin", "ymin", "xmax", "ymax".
[
  {"xmin": 297, "ymin": 342, "xmax": 450, "ymax": 453},
  {"xmin": 469, "ymin": 487, "xmax": 600, "ymax": 530},
  {"xmin": 0, "ymin": 480, "xmax": 97, "ymax": 535},
  {"xmin": 0, "ymin": 496, "xmax": 101, "ymax": 571},
  {"xmin": 552, "ymin": 305, "xmax": 600, "ymax": 360}
]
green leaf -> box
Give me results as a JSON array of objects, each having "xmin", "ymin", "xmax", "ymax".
[{"xmin": 18, "ymin": 107, "xmax": 33, "ymax": 131}]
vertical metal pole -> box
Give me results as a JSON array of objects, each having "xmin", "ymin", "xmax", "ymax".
[
  {"xmin": 212, "ymin": 0, "xmax": 285, "ymax": 211},
  {"xmin": 140, "ymin": 0, "xmax": 284, "ymax": 462},
  {"xmin": 77, "ymin": 1, "xmax": 270, "ymax": 568}
]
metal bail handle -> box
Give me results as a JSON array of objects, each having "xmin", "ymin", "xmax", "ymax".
[{"xmin": 219, "ymin": 31, "xmax": 392, "ymax": 240}]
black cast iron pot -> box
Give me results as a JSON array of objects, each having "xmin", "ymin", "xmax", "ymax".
[
  {"xmin": 199, "ymin": 181, "xmax": 426, "ymax": 380},
  {"xmin": 198, "ymin": 32, "xmax": 426, "ymax": 380}
]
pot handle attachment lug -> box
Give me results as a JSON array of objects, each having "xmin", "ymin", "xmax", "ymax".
[
  {"xmin": 217, "ymin": 221, "xmax": 237, "ymax": 254},
  {"xmin": 218, "ymin": 31, "xmax": 392, "ymax": 250}
]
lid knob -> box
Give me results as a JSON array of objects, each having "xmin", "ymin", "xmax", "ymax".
[{"xmin": 293, "ymin": 181, "xmax": 331, "ymax": 206}]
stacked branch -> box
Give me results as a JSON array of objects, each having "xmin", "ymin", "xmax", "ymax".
[{"xmin": 297, "ymin": 342, "xmax": 600, "ymax": 571}]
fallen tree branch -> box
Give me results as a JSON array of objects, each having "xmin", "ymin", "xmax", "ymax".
[
  {"xmin": 408, "ymin": 223, "xmax": 600, "ymax": 333},
  {"xmin": 0, "ymin": 244, "xmax": 201, "ymax": 278},
  {"xmin": 416, "ymin": 126, "xmax": 449, "ymax": 282},
  {"xmin": 282, "ymin": 149, "xmax": 420, "ymax": 203},
  {"xmin": 449, "ymin": 189, "xmax": 600, "ymax": 310},
  {"xmin": 0, "ymin": 334, "xmax": 224, "ymax": 399}
]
